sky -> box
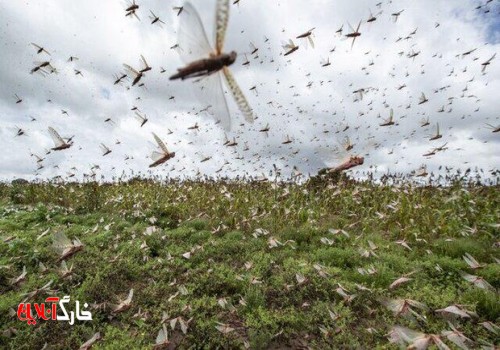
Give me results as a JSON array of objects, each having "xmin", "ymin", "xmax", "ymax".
[{"xmin": 0, "ymin": 0, "xmax": 499, "ymax": 182}]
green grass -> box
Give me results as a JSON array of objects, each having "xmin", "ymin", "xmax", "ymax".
[{"xmin": 0, "ymin": 179, "xmax": 499, "ymax": 349}]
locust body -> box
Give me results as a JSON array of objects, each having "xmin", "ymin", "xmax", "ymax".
[{"xmin": 170, "ymin": 52, "xmax": 236, "ymax": 80}]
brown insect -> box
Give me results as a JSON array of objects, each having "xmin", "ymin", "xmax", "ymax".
[
  {"xmin": 328, "ymin": 155, "xmax": 364, "ymax": 173},
  {"xmin": 379, "ymin": 108, "xmax": 396, "ymax": 126},
  {"xmin": 48, "ymin": 127, "xmax": 73, "ymax": 151},
  {"xmin": 296, "ymin": 28, "xmax": 315, "ymax": 48},
  {"xmin": 345, "ymin": 21, "xmax": 362, "ymax": 49},
  {"xmin": 149, "ymin": 133, "xmax": 175, "ymax": 168},
  {"xmin": 282, "ymin": 39, "xmax": 299, "ymax": 56},
  {"xmin": 169, "ymin": 1, "xmax": 254, "ymax": 131},
  {"xmin": 31, "ymin": 43, "xmax": 50, "ymax": 55}
]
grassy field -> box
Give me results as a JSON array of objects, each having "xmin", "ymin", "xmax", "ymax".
[{"xmin": 0, "ymin": 177, "xmax": 499, "ymax": 349}]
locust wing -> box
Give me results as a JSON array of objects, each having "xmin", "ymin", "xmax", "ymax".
[
  {"xmin": 194, "ymin": 73, "xmax": 231, "ymax": 130},
  {"xmin": 282, "ymin": 39, "xmax": 296, "ymax": 51},
  {"xmin": 48, "ymin": 127, "xmax": 65, "ymax": 147},
  {"xmin": 342, "ymin": 136, "xmax": 354, "ymax": 151},
  {"xmin": 347, "ymin": 21, "xmax": 355, "ymax": 33},
  {"xmin": 223, "ymin": 66, "xmax": 254, "ymax": 123},
  {"xmin": 152, "ymin": 133, "xmax": 169, "ymax": 153},
  {"xmin": 215, "ymin": 0, "xmax": 230, "ymax": 54},
  {"xmin": 151, "ymin": 151, "xmax": 165, "ymax": 162},
  {"xmin": 308, "ymin": 36, "xmax": 315, "ymax": 49},
  {"xmin": 123, "ymin": 64, "xmax": 139, "ymax": 76},
  {"xmin": 124, "ymin": 288, "xmax": 134, "ymax": 304},
  {"xmin": 155, "ymin": 324, "xmax": 169, "ymax": 346},
  {"xmin": 100, "ymin": 144, "xmax": 110, "ymax": 154},
  {"xmin": 140, "ymin": 55, "xmax": 149, "ymax": 68},
  {"xmin": 135, "ymin": 111, "xmax": 146, "ymax": 123},
  {"xmin": 177, "ymin": 2, "xmax": 214, "ymax": 63},
  {"xmin": 392, "ymin": 327, "xmax": 428, "ymax": 348},
  {"xmin": 52, "ymin": 232, "xmax": 73, "ymax": 255}
]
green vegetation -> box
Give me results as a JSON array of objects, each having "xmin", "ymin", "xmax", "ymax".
[{"xmin": 0, "ymin": 179, "xmax": 499, "ymax": 349}]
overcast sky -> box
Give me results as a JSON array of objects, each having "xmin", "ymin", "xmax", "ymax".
[{"xmin": 0, "ymin": 0, "xmax": 499, "ymax": 182}]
